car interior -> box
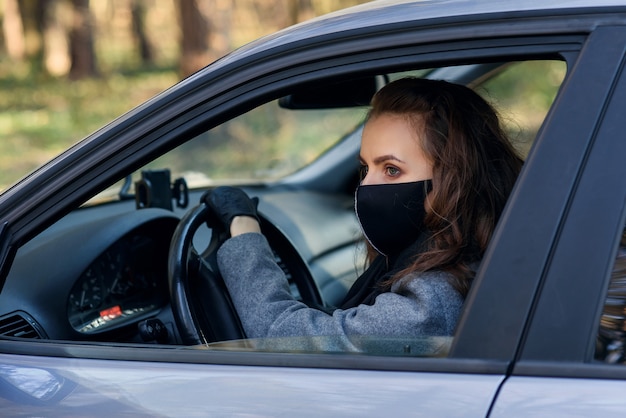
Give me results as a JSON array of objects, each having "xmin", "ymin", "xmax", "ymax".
[
  {"xmin": 0, "ymin": 58, "xmax": 572, "ymax": 356},
  {"xmin": 596, "ymin": 227, "xmax": 626, "ymax": 363}
]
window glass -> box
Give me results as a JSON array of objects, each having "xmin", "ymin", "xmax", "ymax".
[
  {"xmin": 391, "ymin": 60, "xmax": 566, "ymax": 159},
  {"xmin": 596, "ymin": 228, "xmax": 626, "ymax": 363},
  {"xmin": 144, "ymin": 103, "xmax": 368, "ymax": 188},
  {"xmin": 475, "ymin": 60, "xmax": 566, "ymax": 158},
  {"xmin": 202, "ymin": 336, "xmax": 453, "ymax": 357}
]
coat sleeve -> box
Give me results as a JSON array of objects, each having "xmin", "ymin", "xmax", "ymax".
[{"xmin": 217, "ymin": 232, "xmax": 464, "ymax": 353}]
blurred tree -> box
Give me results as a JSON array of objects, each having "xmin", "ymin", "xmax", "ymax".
[
  {"xmin": 207, "ymin": 0, "xmax": 231, "ymax": 60},
  {"xmin": 3, "ymin": 0, "xmax": 25, "ymax": 60},
  {"xmin": 288, "ymin": 0, "xmax": 315, "ymax": 25},
  {"xmin": 131, "ymin": 0, "xmax": 154, "ymax": 65},
  {"xmin": 68, "ymin": 0, "xmax": 98, "ymax": 79},
  {"xmin": 178, "ymin": 0, "xmax": 210, "ymax": 77},
  {"xmin": 3, "ymin": 0, "xmax": 51, "ymax": 73},
  {"xmin": 43, "ymin": 0, "xmax": 71, "ymax": 76},
  {"xmin": 17, "ymin": 0, "xmax": 49, "ymax": 73}
]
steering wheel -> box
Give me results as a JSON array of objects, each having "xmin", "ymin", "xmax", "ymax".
[{"xmin": 168, "ymin": 199, "xmax": 323, "ymax": 345}]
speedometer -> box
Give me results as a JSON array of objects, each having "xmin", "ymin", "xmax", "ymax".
[
  {"xmin": 67, "ymin": 267, "xmax": 103, "ymax": 313},
  {"xmin": 67, "ymin": 233, "xmax": 168, "ymax": 334}
]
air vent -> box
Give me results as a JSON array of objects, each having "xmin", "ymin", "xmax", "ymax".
[{"xmin": 0, "ymin": 312, "xmax": 44, "ymax": 339}]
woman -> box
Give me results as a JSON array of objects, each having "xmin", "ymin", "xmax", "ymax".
[{"xmin": 205, "ymin": 77, "xmax": 522, "ymax": 353}]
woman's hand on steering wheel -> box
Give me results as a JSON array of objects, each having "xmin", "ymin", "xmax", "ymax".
[
  {"xmin": 169, "ymin": 186, "xmax": 324, "ymax": 345},
  {"xmin": 203, "ymin": 186, "xmax": 260, "ymax": 235}
]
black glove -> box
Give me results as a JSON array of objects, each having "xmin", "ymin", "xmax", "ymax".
[{"xmin": 203, "ymin": 186, "xmax": 259, "ymax": 231}]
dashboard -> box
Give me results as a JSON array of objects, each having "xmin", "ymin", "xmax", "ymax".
[
  {"xmin": 0, "ymin": 187, "xmax": 361, "ymax": 345},
  {"xmin": 1, "ymin": 206, "xmax": 180, "ymax": 342},
  {"xmin": 67, "ymin": 229, "xmax": 169, "ymax": 334}
]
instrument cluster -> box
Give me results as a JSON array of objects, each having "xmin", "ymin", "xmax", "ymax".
[{"xmin": 67, "ymin": 232, "xmax": 169, "ymax": 334}]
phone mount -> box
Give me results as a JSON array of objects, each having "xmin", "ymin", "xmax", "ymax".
[{"xmin": 135, "ymin": 169, "xmax": 188, "ymax": 211}]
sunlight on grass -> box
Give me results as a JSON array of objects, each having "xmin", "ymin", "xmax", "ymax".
[{"xmin": 0, "ymin": 69, "xmax": 179, "ymax": 191}]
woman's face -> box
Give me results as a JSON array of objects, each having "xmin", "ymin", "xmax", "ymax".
[{"xmin": 359, "ymin": 114, "xmax": 433, "ymax": 186}]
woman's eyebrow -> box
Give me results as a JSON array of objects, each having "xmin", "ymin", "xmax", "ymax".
[
  {"xmin": 373, "ymin": 154, "xmax": 405, "ymax": 164},
  {"xmin": 358, "ymin": 154, "xmax": 405, "ymax": 164}
]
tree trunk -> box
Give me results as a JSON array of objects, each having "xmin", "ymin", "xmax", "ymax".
[
  {"xmin": 131, "ymin": 0, "xmax": 154, "ymax": 65},
  {"xmin": 287, "ymin": 0, "xmax": 315, "ymax": 25},
  {"xmin": 178, "ymin": 0, "xmax": 211, "ymax": 77},
  {"xmin": 20, "ymin": 0, "xmax": 52, "ymax": 73},
  {"xmin": 68, "ymin": 0, "xmax": 98, "ymax": 79},
  {"xmin": 3, "ymin": 0, "xmax": 25, "ymax": 60},
  {"xmin": 43, "ymin": 0, "xmax": 71, "ymax": 76}
]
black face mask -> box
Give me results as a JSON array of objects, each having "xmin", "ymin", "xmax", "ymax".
[{"xmin": 355, "ymin": 180, "xmax": 432, "ymax": 257}]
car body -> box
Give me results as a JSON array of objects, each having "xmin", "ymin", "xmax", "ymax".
[{"xmin": 2, "ymin": 0, "xmax": 626, "ymax": 415}]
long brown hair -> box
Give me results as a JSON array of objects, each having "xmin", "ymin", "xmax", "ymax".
[{"xmin": 367, "ymin": 77, "xmax": 523, "ymax": 297}]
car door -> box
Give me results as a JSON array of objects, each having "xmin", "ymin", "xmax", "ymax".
[{"xmin": 485, "ymin": 25, "xmax": 626, "ymax": 416}]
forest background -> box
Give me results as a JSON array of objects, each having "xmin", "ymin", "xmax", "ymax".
[{"xmin": 0, "ymin": 0, "xmax": 370, "ymax": 191}]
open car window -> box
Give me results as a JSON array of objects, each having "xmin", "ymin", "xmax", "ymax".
[
  {"xmin": 2, "ymin": 59, "xmax": 567, "ymax": 359},
  {"xmin": 180, "ymin": 60, "xmax": 567, "ymax": 356}
]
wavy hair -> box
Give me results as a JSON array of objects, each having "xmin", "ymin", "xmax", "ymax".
[{"xmin": 367, "ymin": 77, "xmax": 523, "ymax": 297}]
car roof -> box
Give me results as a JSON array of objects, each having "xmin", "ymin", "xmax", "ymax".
[
  {"xmin": 194, "ymin": 0, "xmax": 626, "ymax": 79},
  {"xmin": 290, "ymin": 0, "xmax": 626, "ymax": 30}
]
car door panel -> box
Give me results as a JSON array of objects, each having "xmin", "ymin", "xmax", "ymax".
[
  {"xmin": 490, "ymin": 24, "xmax": 626, "ymax": 418},
  {"xmin": 452, "ymin": 25, "xmax": 626, "ymax": 361},
  {"xmin": 516, "ymin": 25, "xmax": 626, "ymax": 362},
  {"xmin": 0, "ymin": 353, "xmax": 504, "ymax": 417},
  {"xmin": 491, "ymin": 375, "xmax": 626, "ymax": 417}
]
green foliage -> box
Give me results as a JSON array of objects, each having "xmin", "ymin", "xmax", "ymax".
[
  {"xmin": 0, "ymin": 60, "xmax": 567, "ymax": 194},
  {"xmin": 477, "ymin": 60, "xmax": 566, "ymax": 156},
  {"xmin": 0, "ymin": 66, "xmax": 178, "ymax": 190},
  {"xmin": 147, "ymin": 101, "xmax": 366, "ymax": 184}
]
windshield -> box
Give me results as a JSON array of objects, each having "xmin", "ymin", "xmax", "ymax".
[
  {"xmin": 150, "ymin": 101, "xmax": 367, "ymax": 186},
  {"xmin": 88, "ymin": 100, "xmax": 368, "ymax": 204}
]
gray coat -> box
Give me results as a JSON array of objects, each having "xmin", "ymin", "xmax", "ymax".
[{"xmin": 217, "ymin": 233, "xmax": 464, "ymax": 354}]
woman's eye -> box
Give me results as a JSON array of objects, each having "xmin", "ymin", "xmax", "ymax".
[{"xmin": 385, "ymin": 166, "xmax": 400, "ymax": 177}]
